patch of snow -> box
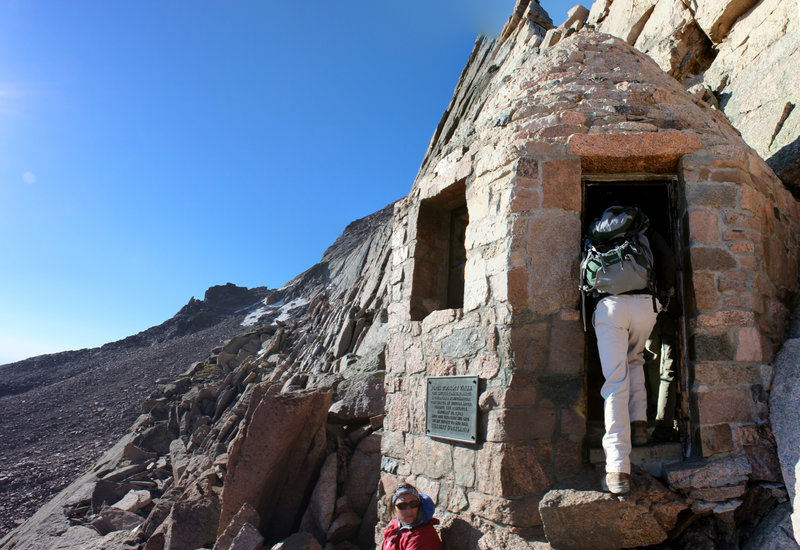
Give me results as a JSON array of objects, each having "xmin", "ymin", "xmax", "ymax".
[
  {"xmin": 240, "ymin": 296, "xmax": 309, "ymax": 327},
  {"xmin": 234, "ymin": 300, "xmax": 268, "ymax": 315},
  {"xmin": 275, "ymin": 297, "xmax": 310, "ymax": 322},
  {"xmin": 241, "ymin": 307, "xmax": 267, "ymax": 326}
]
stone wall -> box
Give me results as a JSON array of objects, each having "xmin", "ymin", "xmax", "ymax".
[{"xmin": 682, "ymin": 147, "xmax": 800, "ymax": 457}]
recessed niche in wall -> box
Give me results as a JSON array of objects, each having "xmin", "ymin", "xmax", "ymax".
[{"xmin": 410, "ymin": 180, "xmax": 468, "ymax": 321}]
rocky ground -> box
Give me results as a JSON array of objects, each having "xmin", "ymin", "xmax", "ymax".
[{"xmin": 0, "ymin": 285, "xmax": 268, "ymax": 538}]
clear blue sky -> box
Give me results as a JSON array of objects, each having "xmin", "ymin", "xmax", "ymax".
[{"xmin": 0, "ymin": 0, "xmax": 577, "ymax": 364}]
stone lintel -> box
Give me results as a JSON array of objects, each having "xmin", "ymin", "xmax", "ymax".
[{"xmin": 567, "ymin": 131, "xmax": 703, "ymax": 173}]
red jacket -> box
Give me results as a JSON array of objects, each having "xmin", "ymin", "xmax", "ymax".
[{"xmin": 381, "ymin": 518, "xmax": 442, "ymax": 550}]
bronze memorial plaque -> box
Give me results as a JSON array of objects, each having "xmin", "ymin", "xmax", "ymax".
[{"xmin": 426, "ymin": 375, "xmax": 478, "ymax": 443}]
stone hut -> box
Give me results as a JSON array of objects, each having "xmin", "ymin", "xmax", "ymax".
[{"xmin": 379, "ymin": 6, "xmax": 799, "ymax": 547}]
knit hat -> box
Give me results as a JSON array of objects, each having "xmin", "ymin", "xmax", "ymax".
[{"xmin": 391, "ymin": 484, "xmax": 421, "ymax": 506}]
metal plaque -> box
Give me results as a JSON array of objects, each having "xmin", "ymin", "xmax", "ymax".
[{"xmin": 426, "ymin": 375, "xmax": 478, "ymax": 443}]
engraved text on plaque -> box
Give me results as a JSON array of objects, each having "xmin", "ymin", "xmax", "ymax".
[{"xmin": 426, "ymin": 375, "xmax": 478, "ymax": 443}]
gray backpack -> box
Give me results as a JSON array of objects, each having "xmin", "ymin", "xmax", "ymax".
[{"xmin": 580, "ymin": 206, "xmax": 656, "ymax": 329}]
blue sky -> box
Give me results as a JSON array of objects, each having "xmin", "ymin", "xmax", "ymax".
[{"xmin": 0, "ymin": 1, "xmax": 576, "ymax": 364}]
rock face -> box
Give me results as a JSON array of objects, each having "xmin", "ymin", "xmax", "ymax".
[
  {"xmin": 219, "ymin": 386, "xmax": 331, "ymax": 542},
  {"xmin": 590, "ymin": 0, "xmax": 800, "ymax": 195},
  {"xmin": 298, "ymin": 454, "xmax": 337, "ymax": 544},
  {"xmin": 770, "ymin": 326, "xmax": 800, "ymax": 540},
  {"xmin": 741, "ymin": 502, "xmax": 798, "ymax": 550},
  {"xmin": 328, "ymin": 370, "xmax": 386, "ymax": 423}
]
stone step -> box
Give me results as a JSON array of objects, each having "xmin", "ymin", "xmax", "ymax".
[{"xmin": 589, "ymin": 442, "xmax": 683, "ymax": 477}]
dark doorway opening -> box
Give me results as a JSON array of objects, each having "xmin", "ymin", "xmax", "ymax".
[{"xmin": 582, "ymin": 179, "xmax": 686, "ymax": 451}]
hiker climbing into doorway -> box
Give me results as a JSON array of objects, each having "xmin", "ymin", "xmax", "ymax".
[{"xmin": 580, "ymin": 205, "xmax": 676, "ymax": 495}]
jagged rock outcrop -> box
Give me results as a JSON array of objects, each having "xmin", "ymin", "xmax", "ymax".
[
  {"xmin": 703, "ymin": 0, "xmax": 800, "ymax": 196},
  {"xmin": 589, "ymin": 0, "xmax": 800, "ymax": 195}
]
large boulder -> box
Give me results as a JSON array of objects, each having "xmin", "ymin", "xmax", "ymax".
[
  {"xmin": 111, "ymin": 489, "xmax": 152, "ymax": 513},
  {"xmin": 539, "ymin": 469, "xmax": 687, "ymax": 549},
  {"xmin": 299, "ymin": 453, "xmax": 338, "ymax": 545},
  {"xmin": 228, "ymin": 523, "xmax": 264, "ymax": 550},
  {"xmin": 219, "ymin": 384, "xmax": 332, "ymax": 544},
  {"xmin": 326, "ymin": 512, "xmax": 362, "ymax": 545},
  {"xmin": 215, "ymin": 503, "xmax": 261, "ymax": 550},
  {"xmin": 741, "ymin": 502, "xmax": 798, "ymax": 550},
  {"xmin": 159, "ymin": 469, "xmax": 222, "ymax": 550},
  {"xmin": 328, "ymin": 371, "xmax": 385, "ymax": 424},
  {"xmin": 168, "ymin": 438, "xmax": 190, "ymax": 482},
  {"xmin": 341, "ymin": 433, "xmax": 381, "ymax": 516},
  {"xmin": 91, "ymin": 506, "xmax": 144, "ymax": 535},
  {"xmin": 770, "ymin": 336, "xmax": 800, "ymax": 541},
  {"xmin": 664, "ymin": 454, "xmax": 751, "ymax": 490}
]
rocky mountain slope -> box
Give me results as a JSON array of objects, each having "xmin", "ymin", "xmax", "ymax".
[
  {"xmin": 0, "ymin": 283, "xmax": 269, "ymax": 537},
  {"xmin": 0, "ymin": 200, "xmax": 395, "ymax": 544}
]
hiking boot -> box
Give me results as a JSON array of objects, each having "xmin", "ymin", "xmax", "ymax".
[
  {"xmin": 631, "ymin": 421, "xmax": 648, "ymax": 446},
  {"xmin": 604, "ymin": 472, "xmax": 630, "ymax": 495}
]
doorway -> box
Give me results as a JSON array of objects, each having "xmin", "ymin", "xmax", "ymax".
[{"xmin": 582, "ymin": 178, "xmax": 687, "ymax": 451}]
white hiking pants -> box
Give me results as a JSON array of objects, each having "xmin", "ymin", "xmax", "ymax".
[{"xmin": 593, "ymin": 294, "xmax": 659, "ymax": 474}]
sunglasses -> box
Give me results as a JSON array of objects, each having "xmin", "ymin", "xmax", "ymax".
[{"xmin": 395, "ymin": 501, "xmax": 421, "ymax": 511}]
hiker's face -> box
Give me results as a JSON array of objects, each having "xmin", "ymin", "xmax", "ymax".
[{"xmin": 395, "ymin": 494, "xmax": 420, "ymax": 525}]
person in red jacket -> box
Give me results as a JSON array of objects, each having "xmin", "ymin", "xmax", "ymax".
[{"xmin": 381, "ymin": 484, "xmax": 443, "ymax": 550}]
